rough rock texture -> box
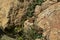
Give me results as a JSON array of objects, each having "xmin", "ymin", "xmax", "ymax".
[
  {"xmin": 0, "ymin": 0, "xmax": 60, "ymax": 40},
  {"xmin": 0, "ymin": 0, "xmax": 14, "ymax": 29},
  {"xmin": 35, "ymin": 1, "xmax": 60, "ymax": 40},
  {"xmin": 24, "ymin": 16, "xmax": 34, "ymax": 33},
  {"xmin": 41, "ymin": 0, "xmax": 56, "ymax": 11},
  {"xmin": 0, "ymin": 0, "xmax": 33, "ymax": 29}
]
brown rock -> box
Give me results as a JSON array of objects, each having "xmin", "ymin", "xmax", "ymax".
[
  {"xmin": 0, "ymin": 0, "xmax": 14, "ymax": 29},
  {"xmin": 41, "ymin": 0, "xmax": 56, "ymax": 11},
  {"xmin": 49, "ymin": 28, "xmax": 59, "ymax": 40},
  {"xmin": 44, "ymin": 0, "xmax": 58, "ymax": 2},
  {"xmin": 24, "ymin": 18, "xmax": 34, "ymax": 33},
  {"xmin": 34, "ymin": 5, "xmax": 41, "ymax": 16},
  {"xmin": 0, "ymin": 0, "xmax": 33, "ymax": 29},
  {"xmin": 35, "ymin": 2, "xmax": 60, "ymax": 40}
]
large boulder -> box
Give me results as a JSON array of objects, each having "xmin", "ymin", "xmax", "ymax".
[{"xmin": 35, "ymin": 2, "xmax": 60, "ymax": 40}]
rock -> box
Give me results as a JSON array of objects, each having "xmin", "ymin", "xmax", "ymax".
[
  {"xmin": 24, "ymin": 17, "xmax": 34, "ymax": 33},
  {"xmin": 36, "ymin": 2, "xmax": 60, "ymax": 29},
  {"xmin": 49, "ymin": 28, "xmax": 59, "ymax": 40},
  {"xmin": 34, "ymin": 5, "xmax": 41, "ymax": 16},
  {"xmin": 41, "ymin": 0, "xmax": 56, "ymax": 11},
  {"xmin": 0, "ymin": 0, "xmax": 33, "ymax": 29},
  {"xmin": 8, "ymin": 0, "xmax": 33, "ymax": 27},
  {"xmin": 44, "ymin": 0, "xmax": 58, "ymax": 2},
  {"xmin": 34, "ymin": 0, "xmax": 57, "ymax": 17},
  {"xmin": 0, "ymin": 0, "xmax": 14, "ymax": 29},
  {"xmin": 35, "ymin": 2, "xmax": 60, "ymax": 40}
]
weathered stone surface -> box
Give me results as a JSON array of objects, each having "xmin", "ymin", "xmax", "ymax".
[
  {"xmin": 37, "ymin": 2, "xmax": 60, "ymax": 29},
  {"xmin": 34, "ymin": 5, "xmax": 41, "ymax": 16},
  {"xmin": 44, "ymin": 0, "xmax": 58, "ymax": 2},
  {"xmin": 49, "ymin": 28, "xmax": 59, "ymax": 40},
  {"xmin": 41, "ymin": 0, "xmax": 56, "ymax": 11},
  {"xmin": 34, "ymin": 0, "xmax": 57, "ymax": 17},
  {"xmin": 0, "ymin": 0, "xmax": 60, "ymax": 40},
  {"xmin": 35, "ymin": 2, "xmax": 60, "ymax": 40},
  {"xmin": 24, "ymin": 17, "xmax": 34, "ymax": 33},
  {"xmin": 0, "ymin": 0, "xmax": 33, "ymax": 29},
  {"xmin": 0, "ymin": 0, "xmax": 14, "ymax": 29}
]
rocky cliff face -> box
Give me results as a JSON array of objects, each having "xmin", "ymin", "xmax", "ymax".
[
  {"xmin": 34, "ymin": 0, "xmax": 60, "ymax": 40},
  {"xmin": 0, "ymin": 0, "xmax": 33, "ymax": 29},
  {"xmin": 0, "ymin": 0, "xmax": 60, "ymax": 40},
  {"xmin": 0, "ymin": 0, "xmax": 13, "ymax": 29}
]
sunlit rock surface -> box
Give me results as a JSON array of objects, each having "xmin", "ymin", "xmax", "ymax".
[
  {"xmin": 0, "ymin": 0, "xmax": 60, "ymax": 40},
  {"xmin": 0, "ymin": 0, "xmax": 33, "ymax": 29},
  {"xmin": 35, "ymin": 2, "xmax": 60, "ymax": 40},
  {"xmin": 0, "ymin": 0, "xmax": 14, "ymax": 29}
]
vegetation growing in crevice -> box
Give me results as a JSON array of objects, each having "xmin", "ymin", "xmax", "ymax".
[
  {"xmin": 22, "ymin": 26, "xmax": 43, "ymax": 40},
  {"xmin": 26, "ymin": 0, "xmax": 44, "ymax": 17},
  {"xmin": 16, "ymin": 0, "xmax": 44, "ymax": 40}
]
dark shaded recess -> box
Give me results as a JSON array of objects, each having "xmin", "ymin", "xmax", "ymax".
[
  {"xmin": 4, "ymin": 25, "xmax": 15, "ymax": 34},
  {"xmin": 18, "ymin": 30, "xmax": 23, "ymax": 36},
  {"xmin": 0, "ymin": 28, "xmax": 16, "ymax": 38},
  {"xmin": 58, "ymin": 0, "xmax": 60, "ymax": 2},
  {"xmin": 18, "ymin": 0, "xmax": 24, "ymax": 2},
  {"xmin": 4, "ymin": 25, "xmax": 15, "ymax": 33},
  {"xmin": 0, "ymin": 8, "xmax": 1, "ymax": 10},
  {"xmin": 4, "ymin": 26, "xmax": 17, "ymax": 38},
  {"xmin": 0, "ymin": 29, "xmax": 16, "ymax": 39},
  {"xmin": 0, "ymin": 29, "xmax": 4, "ymax": 38}
]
